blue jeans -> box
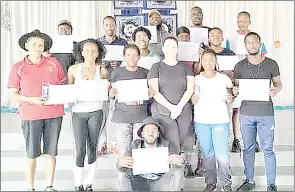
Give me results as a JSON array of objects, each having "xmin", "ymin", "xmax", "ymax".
[
  {"xmin": 240, "ymin": 115, "xmax": 276, "ymax": 185},
  {"xmin": 194, "ymin": 122, "xmax": 231, "ymax": 186}
]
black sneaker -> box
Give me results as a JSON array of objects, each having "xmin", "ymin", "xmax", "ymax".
[
  {"xmin": 75, "ymin": 185, "xmax": 84, "ymax": 191},
  {"xmin": 231, "ymin": 139, "xmax": 241, "ymax": 153},
  {"xmin": 194, "ymin": 159, "xmax": 205, "ymax": 177},
  {"xmin": 236, "ymin": 179, "xmax": 255, "ymax": 191},
  {"xmin": 203, "ymin": 184, "xmax": 216, "ymax": 191},
  {"xmin": 222, "ymin": 185, "xmax": 232, "ymax": 191},
  {"xmin": 85, "ymin": 185, "xmax": 93, "ymax": 191},
  {"xmin": 267, "ymin": 184, "xmax": 277, "ymax": 191},
  {"xmin": 255, "ymin": 141, "xmax": 261, "ymax": 153},
  {"xmin": 184, "ymin": 163, "xmax": 195, "ymax": 178}
]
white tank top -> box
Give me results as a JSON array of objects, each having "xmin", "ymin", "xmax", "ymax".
[{"xmin": 72, "ymin": 64, "xmax": 103, "ymax": 113}]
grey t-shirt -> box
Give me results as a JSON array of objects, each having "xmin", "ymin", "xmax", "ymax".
[
  {"xmin": 110, "ymin": 67, "xmax": 149, "ymax": 123},
  {"xmin": 234, "ymin": 57, "xmax": 280, "ymax": 116},
  {"xmin": 147, "ymin": 62, "xmax": 194, "ymax": 115}
]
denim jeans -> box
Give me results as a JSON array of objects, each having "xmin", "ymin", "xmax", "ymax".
[
  {"xmin": 239, "ymin": 115, "xmax": 276, "ymax": 185},
  {"xmin": 117, "ymin": 165, "xmax": 184, "ymax": 191},
  {"xmin": 194, "ymin": 122, "xmax": 232, "ymax": 186}
]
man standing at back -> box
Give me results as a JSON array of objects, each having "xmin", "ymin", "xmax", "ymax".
[
  {"xmin": 50, "ymin": 20, "xmax": 78, "ymax": 76},
  {"xmin": 97, "ymin": 16, "xmax": 128, "ymax": 156},
  {"xmin": 227, "ymin": 11, "xmax": 263, "ymax": 153},
  {"xmin": 190, "ymin": 6, "xmax": 210, "ymax": 29},
  {"xmin": 148, "ymin": 9, "xmax": 171, "ymax": 58}
]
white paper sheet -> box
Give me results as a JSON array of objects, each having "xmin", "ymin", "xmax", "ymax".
[
  {"xmin": 217, "ymin": 55, "xmax": 240, "ymax": 71},
  {"xmin": 115, "ymin": 79, "xmax": 149, "ymax": 102},
  {"xmin": 230, "ymin": 35, "xmax": 247, "ymax": 55},
  {"xmin": 189, "ymin": 27, "xmax": 209, "ymax": 45},
  {"xmin": 137, "ymin": 56, "xmax": 159, "ymax": 70},
  {"xmin": 76, "ymin": 79, "xmax": 108, "ymax": 102},
  {"xmin": 44, "ymin": 84, "xmax": 77, "ymax": 105},
  {"xmin": 178, "ymin": 42, "xmax": 200, "ymax": 62},
  {"xmin": 143, "ymin": 25, "xmax": 158, "ymax": 44},
  {"xmin": 50, "ymin": 35, "xmax": 74, "ymax": 53},
  {"xmin": 132, "ymin": 147, "xmax": 169, "ymax": 175},
  {"xmin": 103, "ymin": 45, "xmax": 124, "ymax": 61},
  {"xmin": 238, "ymin": 79, "xmax": 270, "ymax": 101}
]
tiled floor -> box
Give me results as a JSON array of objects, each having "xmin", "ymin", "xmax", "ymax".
[{"xmin": 1, "ymin": 110, "xmax": 294, "ymax": 191}]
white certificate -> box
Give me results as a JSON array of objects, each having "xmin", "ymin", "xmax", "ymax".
[
  {"xmin": 230, "ymin": 35, "xmax": 247, "ymax": 55},
  {"xmin": 137, "ymin": 56, "xmax": 159, "ymax": 70},
  {"xmin": 103, "ymin": 45, "xmax": 124, "ymax": 61},
  {"xmin": 217, "ymin": 55, "xmax": 240, "ymax": 71},
  {"xmin": 178, "ymin": 42, "xmax": 200, "ymax": 62},
  {"xmin": 189, "ymin": 27, "xmax": 209, "ymax": 45},
  {"xmin": 50, "ymin": 35, "xmax": 74, "ymax": 53},
  {"xmin": 132, "ymin": 147, "xmax": 169, "ymax": 175},
  {"xmin": 143, "ymin": 25, "xmax": 158, "ymax": 44},
  {"xmin": 238, "ymin": 79, "xmax": 270, "ymax": 101},
  {"xmin": 44, "ymin": 84, "xmax": 77, "ymax": 105},
  {"xmin": 115, "ymin": 79, "xmax": 149, "ymax": 102},
  {"xmin": 76, "ymin": 79, "xmax": 108, "ymax": 102}
]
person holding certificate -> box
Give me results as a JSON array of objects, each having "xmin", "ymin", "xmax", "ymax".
[
  {"xmin": 97, "ymin": 16, "xmax": 128, "ymax": 156},
  {"xmin": 109, "ymin": 44, "xmax": 152, "ymax": 156},
  {"xmin": 233, "ymin": 32, "xmax": 282, "ymax": 192},
  {"xmin": 67, "ymin": 38, "xmax": 108, "ymax": 191},
  {"xmin": 50, "ymin": 20, "xmax": 77, "ymax": 76},
  {"xmin": 193, "ymin": 49, "xmax": 233, "ymax": 191},
  {"xmin": 117, "ymin": 116, "xmax": 184, "ymax": 191},
  {"xmin": 148, "ymin": 37, "xmax": 195, "ymax": 160},
  {"xmin": 148, "ymin": 9, "xmax": 171, "ymax": 58},
  {"xmin": 176, "ymin": 26, "xmax": 204, "ymax": 178},
  {"xmin": 7, "ymin": 29, "xmax": 66, "ymax": 191},
  {"xmin": 121, "ymin": 26, "xmax": 161, "ymax": 69}
]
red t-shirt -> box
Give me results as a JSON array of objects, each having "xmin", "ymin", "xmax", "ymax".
[{"xmin": 7, "ymin": 56, "xmax": 66, "ymax": 120}]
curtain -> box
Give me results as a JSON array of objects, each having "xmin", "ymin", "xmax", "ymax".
[{"xmin": 1, "ymin": 1, "xmax": 293, "ymax": 106}]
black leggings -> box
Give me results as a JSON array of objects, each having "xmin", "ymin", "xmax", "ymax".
[{"xmin": 72, "ymin": 110, "xmax": 103, "ymax": 167}]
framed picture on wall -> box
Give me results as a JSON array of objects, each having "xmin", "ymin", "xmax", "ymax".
[
  {"xmin": 146, "ymin": 1, "xmax": 176, "ymax": 9},
  {"xmin": 115, "ymin": 15, "xmax": 145, "ymax": 42},
  {"xmin": 161, "ymin": 14, "xmax": 178, "ymax": 36},
  {"xmin": 114, "ymin": 1, "xmax": 144, "ymax": 8}
]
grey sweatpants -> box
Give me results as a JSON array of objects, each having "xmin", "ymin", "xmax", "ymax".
[
  {"xmin": 117, "ymin": 165, "xmax": 184, "ymax": 191},
  {"xmin": 72, "ymin": 110, "xmax": 103, "ymax": 167},
  {"xmin": 152, "ymin": 104, "xmax": 193, "ymax": 155}
]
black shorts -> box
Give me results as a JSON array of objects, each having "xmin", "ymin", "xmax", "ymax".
[{"xmin": 21, "ymin": 116, "xmax": 63, "ymax": 159}]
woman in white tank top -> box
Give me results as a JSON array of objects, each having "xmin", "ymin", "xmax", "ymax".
[{"xmin": 67, "ymin": 39, "xmax": 108, "ymax": 191}]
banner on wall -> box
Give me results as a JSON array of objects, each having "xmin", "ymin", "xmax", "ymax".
[{"xmin": 114, "ymin": 1, "xmax": 178, "ymax": 42}]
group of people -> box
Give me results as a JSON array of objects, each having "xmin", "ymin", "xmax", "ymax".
[{"xmin": 7, "ymin": 5, "xmax": 282, "ymax": 192}]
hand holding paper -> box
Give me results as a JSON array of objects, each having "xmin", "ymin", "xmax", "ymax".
[
  {"xmin": 103, "ymin": 45, "xmax": 124, "ymax": 61},
  {"xmin": 217, "ymin": 55, "xmax": 240, "ymax": 71},
  {"xmin": 238, "ymin": 79, "xmax": 270, "ymax": 101},
  {"xmin": 116, "ymin": 79, "xmax": 149, "ymax": 102},
  {"xmin": 132, "ymin": 147, "xmax": 169, "ymax": 175}
]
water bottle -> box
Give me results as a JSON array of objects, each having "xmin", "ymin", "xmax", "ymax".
[{"xmin": 42, "ymin": 83, "xmax": 49, "ymax": 100}]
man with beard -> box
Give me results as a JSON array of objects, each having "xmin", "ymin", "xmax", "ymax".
[
  {"xmin": 148, "ymin": 9, "xmax": 171, "ymax": 58},
  {"xmin": 227, "ymin": 11, "xmax": 262, "ymax": 154},
  {"xmin": 97, "ymin": 16, "xmax": 128, "ymax": 156},
  {"xmin": 117, "ymin": 116, "xmax": 184, "ymax": 191},
  {"xmin": 233, "ymin": 32, "xmax": 282, "ymax": 191}
]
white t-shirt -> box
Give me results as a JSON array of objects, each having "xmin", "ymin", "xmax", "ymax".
[
  {"xmin": 229, "ymin": 32, "xmax": 247, "ymax": 55},
  {"xmin": 194, "ymin": 72, "xmax": 233, "ymax": 124}
]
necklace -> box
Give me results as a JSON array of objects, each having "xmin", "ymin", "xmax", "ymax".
[{"xmin": 247, "ymin": 58, "xmax": 263, "ymax": 79}]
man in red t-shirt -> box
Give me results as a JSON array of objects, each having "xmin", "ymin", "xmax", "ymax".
[{"xmin": 7, "ymin": 30, "xmax": 66, "ymax": 191}]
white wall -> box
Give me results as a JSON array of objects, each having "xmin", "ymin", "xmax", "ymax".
[{"xmin": 1, "ymin": 1, "xmax": 293, "ymax": 106}]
